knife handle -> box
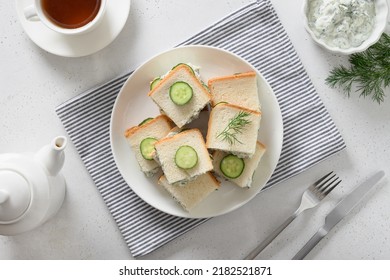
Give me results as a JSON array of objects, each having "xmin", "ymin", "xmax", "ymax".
[
  {"xmin": 292, "ymin": 226, "xmax": 328, "ymax": 260},
  {"xmin": 244, "ymin": 212, "xmax": 298, "ymax": 259}
]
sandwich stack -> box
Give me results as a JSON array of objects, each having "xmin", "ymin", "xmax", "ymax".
[
  {"xmin": 207, "ymin": 72, "xmax": 266, "ymax": 188},
  {"xmin": 124, "ymin": 64, "xmax": 266, "ymax": 213}
]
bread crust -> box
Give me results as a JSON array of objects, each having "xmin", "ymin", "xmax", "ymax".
[
  {"xmin": 256, "ymin": 141, "xmax": 266, "ymax": 150},
  {"xmin": 217, "ymin": 103, "xmax": 261, "ymax": 116},
  {"xmin": 155, "ymin": 127, "xmax": 204, "ymax": 147},
  {"xmin": 207, "ymin": 172, "xmax": 221, "ymax": 188},
  {"xmin": 124, "ymin": 114, "xmax": 173, "ymax": 138},
  {"xmin": 207, "ymin": 71, "xmax": 256, "ymax": 87}
]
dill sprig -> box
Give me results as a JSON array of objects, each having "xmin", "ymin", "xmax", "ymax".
[
  {"xmin": 326, "ymin": 33, "xmax": 390, "ymax": 104},
  {"xmin": 217, "ymin": 111, "xmax": 251, "ymax": 145}
]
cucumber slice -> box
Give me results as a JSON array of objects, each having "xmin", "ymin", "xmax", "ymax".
[
  {"xmin": 140, "ymin": 137, "xmax": 158, "ymax": 160},
  {"xmin": 214, "ymin": 101, "xmax": 228, "ymax": 107},
  {"xmin": 175, "ymin": 145, "xmax": 198, "ymax": 169},
  {"xmin": 172, "ymin": 63, "xmax": 195, "ymax": 75},
  {"xmin": 220, "ymin": 154, "xmax": 245, "ymax": 179},
  {"xmin": 138, "ymin": 117, "xmax": 153, "ymax": 126},
  {"xmin": 169, "ymin": 81, "xmax": 193, "ymax": 105},
  {"xmin": 150, "ymin": 77, "xmax": 162, "ymax": 90}
]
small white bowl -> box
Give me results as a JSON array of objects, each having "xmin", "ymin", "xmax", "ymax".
[{"xmin": 303, "ymin": 0, "xmax": 389, "ymax": 55}]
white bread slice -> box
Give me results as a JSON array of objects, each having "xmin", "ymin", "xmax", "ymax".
[
  {"xmin": 158, "ymin": 172, "xmax": 220, "ymax": 212},
  {"xmin": 206, "ymin": 103, "xmax": 261, "ymax": 158},
  {"xmin": 154, "ymin": 128, "xmax": 213, "ymax": 184},
  {"xmin": 213, "ymin": 141, "xmax": 266, "ymax": 188},
  {"xmin": 125, "ymin": 115, "xmax": 174, "ymax": 176},
  {"xmin": 148, "ymin": 65, "xmax": 211, "ymax": 128},
  {"xmin": 208, "ymin": 71, "xmax": 260, "ymax": 111}
]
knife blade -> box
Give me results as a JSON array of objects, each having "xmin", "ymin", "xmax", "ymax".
[{"xmin": 292, "ymin": 170, "xmax": 385, "ymax": 260}]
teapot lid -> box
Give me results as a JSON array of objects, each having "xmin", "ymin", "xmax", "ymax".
[{"xmin": 0, "ymin": 169, "xmax": 31, "ymax": 224}]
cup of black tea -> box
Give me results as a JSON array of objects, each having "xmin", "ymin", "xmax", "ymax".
[{"xmin": 24, "ymin": 0, "xmax": 106, "ymax": 35}]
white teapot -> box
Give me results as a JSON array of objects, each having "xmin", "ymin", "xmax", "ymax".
[{"xmin": 0, "ymin": 136, "xmax": 67, "ymax": 235}]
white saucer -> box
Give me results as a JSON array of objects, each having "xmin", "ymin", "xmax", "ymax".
[{"xmin": 15, "ymin": 0, "xmax": 131, "ymax": 57}]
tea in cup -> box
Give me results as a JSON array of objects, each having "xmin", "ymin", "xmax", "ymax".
[{"xmin": 24, "ymin": 0, "xmax": 106, "ymax": 35}]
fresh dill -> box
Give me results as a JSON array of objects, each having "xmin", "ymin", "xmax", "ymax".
[
  {"xmin": 326, "ymin": 33, "xmax": 390, "ymax": 104},
  {"xmin": 217, "ymin": 111, "xmax": 251, "ymax": 145}
]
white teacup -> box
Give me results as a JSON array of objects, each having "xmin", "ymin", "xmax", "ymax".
[{"xmin": 24, "ymin": 0, "xmax": 106, "ymax": 35}]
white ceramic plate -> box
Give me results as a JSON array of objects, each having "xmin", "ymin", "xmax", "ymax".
[
  {"xmin": 110, "ymin": 45, "xmax": 283, "ymax": 218},
  {"xmin": 15, "ymin": 0, "xmax": 131, "ymax": 57}
]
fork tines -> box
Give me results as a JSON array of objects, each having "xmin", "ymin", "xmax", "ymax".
[{"xmin": 312, "ymin": 171, "xmax": 341, "ymax": 197}]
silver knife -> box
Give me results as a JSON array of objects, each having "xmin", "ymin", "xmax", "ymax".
[{"xmin": 292, "ymin": 170, "xmax": 385, "ymax": 260}]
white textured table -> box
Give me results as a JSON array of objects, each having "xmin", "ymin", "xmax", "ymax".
[{"xmin": 1, "ymin": 0, "xmax": 390, "ymax": 260}]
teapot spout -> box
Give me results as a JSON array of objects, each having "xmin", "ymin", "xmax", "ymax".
[{"xmin": 35, "ymin": 136, "xmax": 67, "ymax": 177}]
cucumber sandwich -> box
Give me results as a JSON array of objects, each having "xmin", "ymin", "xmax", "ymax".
[
  {"xmin": 148, "ymin": 64, "xmax": 211, "ymax": 128},
  {"xmin": 212, "ymin": 141, "xmax": 266, "ymax": 188},
  {"xmin": 206, "ymin": 103, "xmax": 261, "ymax": 158},
  {"xmin": 208, "ymin": 71, "xmax": 261, "ymax": 111},
  {"xmin": 154, "ymin": 128, "xmax": 213, "ymax": 184},
  {"xmin": 125, "ymin": 115, "xmax": 174, "ymax": 177},
  {"xmin": 123, "ymin": 62, "xmax": 268, "ymax": 211},
  {"xmin": 158, "ymin": 172, "xmax": 220, "ymax": 212}
]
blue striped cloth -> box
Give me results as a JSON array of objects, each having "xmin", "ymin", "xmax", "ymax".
[{"xmin": 56, "ymin": 0, "xmax": 345, "ymax": 257}]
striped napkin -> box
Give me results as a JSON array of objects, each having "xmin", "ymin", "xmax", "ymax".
[{"xmin": 56, "ymin": 0, "xmax": 345, "ymax": 257}]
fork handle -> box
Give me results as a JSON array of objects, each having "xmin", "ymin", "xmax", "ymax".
[
  {"xmin": 244, "ymin": 212, "xmax": 298, "ymax": 259},
  {"xmin": 292, "ymin": 227, "xmax": 327, "ymax": 260}
]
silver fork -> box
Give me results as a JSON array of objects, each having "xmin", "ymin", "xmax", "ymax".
[{"xmin": 244, "ymin": 171, "xmax": 341, "ymax": 260}]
